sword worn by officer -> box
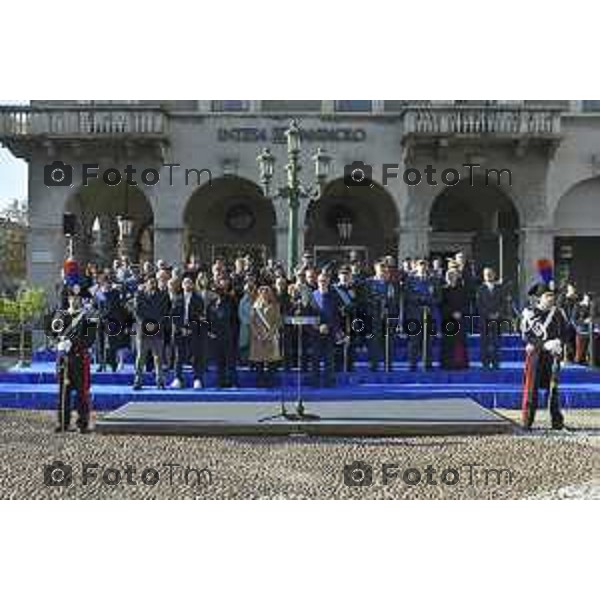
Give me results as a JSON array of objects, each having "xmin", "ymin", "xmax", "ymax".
[
  {"xmin": 548, "ymin": 352, "xmax": 561, "ymax": 406},
  {"xmin": 589, "ymin": 299, "xmax": 596, "ymax": 367},
  {"xmin": 59, "ymin": 348, "xmax": 69, "ymax": 433},
  {"xmin": 422, "ymin": 304, "xmax": 430, "ymax": 367}
]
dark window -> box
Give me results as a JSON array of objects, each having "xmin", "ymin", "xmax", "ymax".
[
  {"xmin": 334, "ymin": 100, "xmax": 372, "ymax": 112},
  {"xmin": 582, "ymin": 100, "xmax": 600, "ymax": 112},
  {"xmin": 383, "ymin": 100, "xmax": 405, "ymax": 112},
  {"xmin": 211, "ymin": 100, "xmax": 250, "ymax": 112},
  {"xmin": 261, "ymin": 100, "xmax": 322, "ymax": 112}
]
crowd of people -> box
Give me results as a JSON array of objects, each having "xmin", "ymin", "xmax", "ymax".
[{"xmin": 54, "ymin": 250, "xmax": 596, "ymax": 392}]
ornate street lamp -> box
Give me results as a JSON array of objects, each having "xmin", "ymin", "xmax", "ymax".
[
  {"xmin": 313, "ymin": 147, "xmax": 332, "ymax": 188},
  {"xmin": 117, "ymin": 214, "xmax": 133, "ymax": 240},
  {"xmin": 257, "ymin": 119, "xmax": 331, "ymax": 271},
  {"xmin": 285, "ymin": 119, "xmax": 301, "ymax": 153},
  {"xmin": 257, "ymin": 147, "xmax": 275, "ymax": 195},
  {"xmin": 92, "ymin": 216, "xmax": 101, "ymax": 236},
  {"xmin": 116, "ymin": 214, "xmax": 133, "ymax": 260}
]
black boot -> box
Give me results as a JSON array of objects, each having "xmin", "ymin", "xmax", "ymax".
[
  {"xmin": 551, "ymin": 412, "xmax": 565, "ymax": 430},
  {"xmin": 522, "ymin": 404, "xmax": 536, "ymax": 430}
]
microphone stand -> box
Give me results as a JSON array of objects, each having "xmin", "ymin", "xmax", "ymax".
[
  {"xmin": 422, "ymin": 305, "xmax": 430, "ymax": 369},
  {"xmin": 589, "ymin": 300, "xmax": 596, "ymax": 368},
  {"xmin": 290, "ymin": 313, "xmax": 320, "ymax": 420},
  {"xmin": 259, "ymin": 303, "xmax": 320, "ymax": 422}
]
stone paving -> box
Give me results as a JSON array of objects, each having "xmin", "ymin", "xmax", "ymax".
[{"xmin": 0, "ymin": 408, "xmax": 598, "ymax": 499}]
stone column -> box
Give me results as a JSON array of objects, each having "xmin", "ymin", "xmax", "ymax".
[
  {"xmin": 519, "ymin": 226, "xmax": 555, "ymax": 297},
  {"xmin": 99, "ymin": 214, "xmax": 116, "ymax": 266},
  {"xmin": 27, "ymin": 165, "xmax": 71, "ymax": 302},
  {"xmin": 274, "ymin": 224, "xmax": 288, "ymax": 267},
  {"xmin": 28, "ymin": 223, "xmax": 65, "ymax": 304},
  {"xmin": 397, "ymin": 225, "xmax": 431, "ymax": 262},
  {"xmin": 154, "ymin": 227, "xmax": 184, "ymax": 266}
]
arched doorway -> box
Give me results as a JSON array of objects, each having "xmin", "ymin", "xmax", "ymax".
[
  {"xmin": 429, "ymin": 180, "xmax": 520, "ymax": 289},
  {"xmin": 64, "ymin": 181, "xmax": 154, "ymax": 267},
  {"xmin": 554, "ymin": 176, "xmax": 600, "ymax": 294},
  {"xmin": 184, "ymin": 176, "xmax": 276, "ymax": 268},
  {"xmin": 305, "ymin": 178, "xmax": 399, "ymax": 267}
]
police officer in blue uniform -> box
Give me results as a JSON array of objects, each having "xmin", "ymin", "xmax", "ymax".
[
  {"xmin": 333, "ymin": 265, "xmax": 364, "ymax": 372},
  {"xmin": 366, "ymin": 261, "xmax": 401, "ymax": 371},
  {"xmin": 310, "ymin": 273, "xmax": 342, "ymax": 386}
]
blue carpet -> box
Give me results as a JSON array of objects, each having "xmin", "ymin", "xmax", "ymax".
[
  {"xmin": 3, "ymin": 333, "xmax": 599, "ymax": 411},
  {"xmin": 1, "ymin": 367, "xmax": 600, "ymax": 410},
  {"xmin": 2, "ymin": 361, "xmax": 598, "ymax": 385}
]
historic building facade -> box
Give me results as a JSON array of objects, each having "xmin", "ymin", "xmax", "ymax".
[{"xmin": 1, "ymin": 100, "xmax": 600, "ymax": 299}]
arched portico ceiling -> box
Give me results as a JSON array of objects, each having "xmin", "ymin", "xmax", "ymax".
[
  {"xmin": 64, "ymin": 180, "xmax": 154, "ymax": 231},
  {"xmin": 183, "ymin": 175, "xmax": 270, "ymax": 221},
  {"xmin": 553, "ymin": 176, "xmax": 600, "ymax": 233},
  {"xmin": 63, "ymin": 180, "xmax": 154, "ymax": 266},
  {"xmin": 406, "ymin": 172, "xmax": 522, "ymax": 225},
  {"xmin": 305, "ymin": 177, "xmax": 400, "ymax": 257},
  {"xmin": 429, "ymin": 179, "xmax": 520, "ymax": 231},
  {"xmin": 183, "ymin": 175, "xmax": 276, "ymax": 262}
]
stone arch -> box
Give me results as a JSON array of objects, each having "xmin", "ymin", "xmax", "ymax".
[
  {"xmin": 553, "ymin": 176, "xmax": 600, "ymax": 293},
  {"xmin": 553, "ymin": 176, "xmax": 600, "ymax": 234},
  {"xmin": 64, "ymin": 180, "xmax": 154, "ymax": 267},
  {"xmin": 304, "ymin": 177, "xmax": 400, "ymax": 265},
  {"xmin": 183, "ymin": 175, "xmax": 276, "ymax": 267},
  {"xmin": 428, "ymin": 178, "xmax": 520, "ymax": 286}
]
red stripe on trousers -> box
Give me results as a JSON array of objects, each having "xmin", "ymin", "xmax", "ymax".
[{"xmin": 521, "ymin": 353, "xmax": 534, "ymax": 422}]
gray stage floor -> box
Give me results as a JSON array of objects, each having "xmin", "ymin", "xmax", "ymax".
[{"xmin": 95, "ymin": 398, "xmax": 516, "ymax": 437}]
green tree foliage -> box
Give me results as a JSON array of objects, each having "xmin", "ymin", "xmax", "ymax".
[{"xmin": 0, "ymin": 287, "xmax": 46, "ymax": 365}]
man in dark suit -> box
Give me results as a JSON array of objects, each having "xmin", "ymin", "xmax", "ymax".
[
  {"xmin": 310, "ymin": 273, "xmax": 341, "ymax": 386},
  {"xmin": 206, "ymin": 276, "xmax": 239, "ymax": 388},
  {"xmin": 332, "ymin": 265, "xmax": 368, "ymax": 371},
  {"xmin": 93, "ymin": 276, "xmax": 122, "ymax": 372},
  {"xmin": 476, "ymin": 267, "xmax": 507, "ymax": 369},
  {"xmin": 455, "ymin": 251, "xmax": 480, "ymax": 315},
  {"xmin": 132, "ymin": 276, "xmax": 171, "ymax": 390},
  {"xmin": 170, "ymin": 276, "xmax": 207, "ymax": 389}
]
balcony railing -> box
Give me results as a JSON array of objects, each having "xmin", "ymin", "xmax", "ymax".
[
  {"xmin": 403, "ymin": 105, "xmax": 562, "ymax": 137},
  {"xmin": 0, "ymin": 106, "xmax": 167, "ymax": 137}
]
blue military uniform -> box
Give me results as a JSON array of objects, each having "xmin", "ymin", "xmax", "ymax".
[
  {"xmin": 366, "ymin": 277, "xmax": 401, "ymax": 370},
  {"xmin": 310, "ymin": 287, "xmax": 341, "ymax": 386}
]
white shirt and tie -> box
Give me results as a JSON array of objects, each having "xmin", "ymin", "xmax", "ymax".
[{"xmin": 183, "ymin": 291, "xmax": 192, "ymax": 324}]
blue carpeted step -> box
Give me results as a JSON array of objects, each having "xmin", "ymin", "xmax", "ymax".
[
  {"xmin": 0, "ymin": 381, "xmax": 598, "ymax": 411},
  {"xmin": 5, "ymin": 361, "xmax": 599, "ymax": 385},
  {"xmin": 7, "ymin": 329, "xmax": 599, "ymax": 412},
  {"xmin": 30, "ymin": 334, "xmax": 526, "ymax": 363}
]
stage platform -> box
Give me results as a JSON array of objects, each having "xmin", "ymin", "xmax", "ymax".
[{"xmin": 94, "ymin": 398, "xmax": 516, "ymax": 437}]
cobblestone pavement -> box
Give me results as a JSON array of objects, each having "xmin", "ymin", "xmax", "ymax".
[{"xmin": 0, "ymin": 409, "xmax": 598, "ymax": 499}]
